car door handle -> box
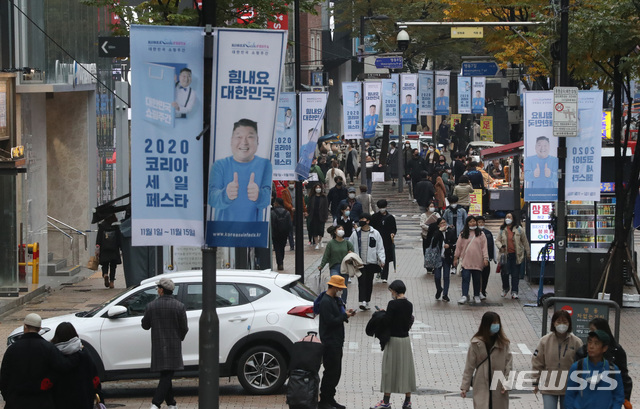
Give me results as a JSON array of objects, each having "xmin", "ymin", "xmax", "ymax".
[{"xmin": 228, "ymin": 316, "xmax": 248, "ymax": 322}]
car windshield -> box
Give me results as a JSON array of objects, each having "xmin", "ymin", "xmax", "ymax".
[
  {"xmin": 282, "ymin": 280, "xmax": 316, "ymax": 302},
  {"xmin": 78, "ymin": 285, "xmax": 139, "ymax": 317}
]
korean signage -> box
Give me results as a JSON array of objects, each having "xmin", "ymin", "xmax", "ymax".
[
  {"xmin": 400, "ymin": 74, "xmax": 418, "ymax": 125},
  {"xmin": 382, "ymin": 74, "xmax": 399, "ymax": 125},
  {"xmin": 469, "ymin": 189, "xmax": 483, "ymax": 216},
  {"xmin": 418, "ymin": 71, "xmax": 434, "ymax": 116},
  {"xmin": 558, "ymin": 303, "xmax": 609, "ymax": 343},
  {"xmin": 529, "ymin": 202, "xmax": 554, "ymax": 221},
  {"xmin": 272, "ymin": 92, "xmax": 296, "ymax": 181},
  {"xmin": 207, "ymin": 28, "xmax": 286, "ymax": 248},
  {"xmin": 472, "ymin": 77, "xmax": 486, "ymax": 115},
  {"xmin": 553, "ymin": 87, "xmax": 579, "ymax": 137},
  {"xmin": 457, "ymin": 76, "xmax": 471, "ymax": 114},
  {"xmin": 342, "ymin": 82, "xmax": 362, "ymax": 139},
  {"xmin": 531, "ymin": 223, "xmax": 555, "ymax": 241},
  {"xmin": 479, "ymin": 116, "xmax": 493, "ymax": 141},
  {"xmin": 296, "ymin": 92, "xmax": 328, "ymax": 180},
  {"xmin": 130, "ymin": 25, "xmax": 204, "ymax": 246},
  {"xmin": 434, "ymin": 71, "xmax": 450, "ymax": 116},
  {"xmin": 363, "ymin": 82, "xmax": 382, "ymax": 139},
  {"xmin": 529, "ymin": 201, "xmax": 555, "ymax": 261}
]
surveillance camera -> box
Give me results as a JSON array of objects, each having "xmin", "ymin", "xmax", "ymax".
[{"xmin": 397, "ymin": 30, "xmax": 410, "ymax": 51}]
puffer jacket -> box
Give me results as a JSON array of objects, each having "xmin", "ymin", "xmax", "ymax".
[
  {"xmin": 348, "ymin": 227, "xmax": 386, "ymax": 266},
  {"xmin": 531, "ymin": 332, "xmax": 583, "ymax": 395},
  {"xmin": 495, "ymin": 225, "xmax": 530, "ymax": 265}
]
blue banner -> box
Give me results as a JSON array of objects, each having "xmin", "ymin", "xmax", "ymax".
[
  {"xmin": 363, "ymin": 82, "xmax": 382, "ymax": 139},
  {"xmin": 343, "ymin": 82, "xmax": 362, "ymax": 139},
  {"xmin": 418, "ymin": 71, "xmax": 434, "ymax": 116},
  {"xmin": 272, "ymin": 92, "xmax": 297, "ymax": 181},
  {"xmin": 296, "ymin": 92, "xmax": 328, "ymax": 180},
  {"xmin": 207, "ymin": 28, "xmax": 287, "ymax": 248},
  {"xmin": 400, "ymin": 73, "xmax": 418, "ymax": 125},
  {"xmin": 382, "ymin": 74, "xmax": 399, "ymax": 125},
  {"xmin": 435, "ymin": 71, "xmax": 450, "ymax": 116},
  {"xmin": 457, "ymin": 76, "xmax": 471, "ymax": 114},
  {"xmin": 472, "ymin": 77, "xmax": 486, "ymax": 115},
  {"xmin": 130, "ymin": 25, "xmax": 204, "ymax": 246}
]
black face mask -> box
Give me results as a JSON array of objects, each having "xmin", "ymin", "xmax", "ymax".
[
  {"xmin": 337, "ymin": 182, "xmax": 343, "ymax": 186},
  {"xmin": 359, "ymin": 220, "xmax": 367, "ymax": 227}
]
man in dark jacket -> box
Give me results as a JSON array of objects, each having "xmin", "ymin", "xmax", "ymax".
[
  {"xmin": 476, "ymin": 216, "xmax": 494, "ymax": 299},
  {"xmin": 406, "ymin": 149, "xmax": 426, "ymax": 197},
  {"xmin": 0, "ymin": 313, "xmax": 79, "ymax": 409},
  {"xmin": 271, "ymin": 198, "xmax": 292, "ymax": 270},
  {"xmin": 142, "ymin": 278, "xmax": 189, "ymax": 409},
  {"xmin": 318, "ymin": 275, "xmax": 356, "ymax": 409},
  {"xmin": 370, "ymin": 200, "xmax": 397, "ymax": 283},
  {"xmin": 327, "ymin": 176, "xmax": 348, "ymax": 221},
  {"xmin": 451, "ymin": 152, "xmax": 467, "ymax": 184},
  {"xmin": 414, "ymin": 171, "xmax": 435, "ymax": 212},
  {"xmin": 465, "ymin": 161, "xmax": 485, "ymax": 190}
]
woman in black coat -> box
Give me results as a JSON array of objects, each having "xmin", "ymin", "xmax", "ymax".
[
  {"xmin": 96, "ymin": 214, "xmax": 122, "ymax": 289},
  {"xmin": 51, "ymin": 322, "xmax": 100, "ymax": 409}
]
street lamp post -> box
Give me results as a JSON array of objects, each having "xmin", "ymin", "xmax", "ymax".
[{"xmin": 396, "ymin": 29, "xmax": 409, "ymax": 194}]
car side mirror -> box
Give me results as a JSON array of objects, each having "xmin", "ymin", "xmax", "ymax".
[{"xmin": 107, "ymin": 305, "xmax": 128, "ymax": 318}]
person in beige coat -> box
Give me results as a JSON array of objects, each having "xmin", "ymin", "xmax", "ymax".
[
  {"xmin": 495, "ymin": 213, "xmax": 530, "ymax": 299},
  {"xmin": 453, "ymin": 175, "xmax": 475, "ymax": 211},
  {"xmin": 461, "ymin": 311, "xmax": 512, "ymax": 409}
]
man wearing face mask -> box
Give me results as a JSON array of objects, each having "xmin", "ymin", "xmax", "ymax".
[
  {"xmin": 387, "ymin": 142, "xmax": 399, "ymax": 186},
  {"xmin": 370, "ymin": 200, "xmax": 397, "ymax": 283},
  {"xmin": 339, "ymin": 186, "xmax": 364, "ymax": 223},
  {"xmin": 349, "ymin": 214, "xmax": 386, "ymax": 310},
  {"xmin": 443, "ymin": 195, "xmax": 467, "ymax": 237},
  {"xmin": 406, "ymin": 149, "xmax": 426, "ymax": 199},
  {"xmin": 328, "ymin": 176, "xmax": 349, "ymax": 222}
]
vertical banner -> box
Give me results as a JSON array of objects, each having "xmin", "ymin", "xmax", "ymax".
[
  {"xmin": 472, "ymin": 77, "xmax": 486, "ymax": 115},
  {"xmin": 382, "ymin": 74, "xmax": 399, "ymax": 125},
  {"xmin": 457, "ymin": 76, "xmax": 471, "ymax": 114},
  {"xmin": 418, "ymin": 70, "xmax": 434, "ymax": 116},
  {"xmin": 296, "ymin": 92, "xmax": 329, "ymax": 180},
  {"xmin": 400, "ymin": 73, "xmax": 418, "ymax": 125},
  {"xmin": 207, "ymin": 28, "xmax": 287, "ymax": 248},
  {"xmin": 479, "ymin": 116, "xmax": 493, "ymax": 141},
  {"xmin": 566, "ymin": 90, "xmax": 604, "ymax": 200},
  {"xmin": 131, "ymin": 26, "xmax": 204, "ymax": 246},
  {"xmin": 434, "ymin": 71, "xmax": 450, "ymax": 116},
  {"xmin": 363, "ymin": 82, "xmax": 382, "ymax": 139},
  {"xmin": 469, "ymin": 189, "xmax": 483, "ymax": 216},
  {"xmin": 272, "ymin": 92, "xmax": 296, "ymax": 181},
  {"xmin": 342, "ymin": 82, "xmax": 362, "ymax": 139},
  {"xmin": 523, "ymin": 91, "xmax": 558, "ymax": 201}
]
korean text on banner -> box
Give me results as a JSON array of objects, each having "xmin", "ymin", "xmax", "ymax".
[
  {"xmin": 469, "ymin": 189, "xmax": 483, "ymax": 216},
  {"xmin": 480, "ymin": 116, "xmax": 493, "ymax": 141},
  {"xmin": 523, "ymin": 91, "xmax": 558, "ymax": 201},
  {"xmin": 472, "ymin": 77, "xmax": 486, "ymax": 115},
  {"xmin": 296, "ymin": 92, "xmax": 328, "ymax": 180},
  {"xmin": 343, "ymin": 82, "xmax": 362, "ymax": 139},
  {"xmin": 434, "ymin": 71, "xmax": 450, "ymax": 116},
  {"xmin": 382, "ymin": 74, "xmax": 399, "ymax": 125},
  {"xmin": 363, "ymin": 82, "xmax": 382, "ymax": 139},
  {"xmin": 130, "ymin": 25, "xmax": 204, "ymax": 247},
  {"xmin": 457, "ymin": 76, "xmax": 471, "ymax": 114},
  {"xmin": 418, "ymin": 71, "xmax": 434, "ymax": 116},
  {"xmin": 566, "ymin": 90, "xmax": 603, "ymax": 200},
  {"xmin": 272, "ymin": 92, "xmax": 297, "ymax": 181},
  {"xmin": 400, "ymin": 73, "xmax": 418, "ymax": 125},
  {"xmin": 207, "ymin": 28, "xmax": 287, "ymax": 248}
]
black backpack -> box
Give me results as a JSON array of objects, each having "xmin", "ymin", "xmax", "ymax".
[{"xmin": 273, "ymin": 207, "xmax": 292, "ymax": 236}]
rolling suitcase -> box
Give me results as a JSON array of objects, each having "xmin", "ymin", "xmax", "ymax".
[{"xmin": 286, "ymin": 331, "xmax": 323, "ymax": 409}]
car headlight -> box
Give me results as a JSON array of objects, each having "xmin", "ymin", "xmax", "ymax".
[{"xmin": 7, "ymin": 327, "xmax": 51, "ymax": 346}]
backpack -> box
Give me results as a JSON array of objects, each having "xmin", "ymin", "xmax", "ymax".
[
  {"xmin": 272, "ymin": 208, "xmax": 292, "ymax": 236},
  {"xmin": 313, "ymin": 291, "xmax": 326, "ymax": 315}
]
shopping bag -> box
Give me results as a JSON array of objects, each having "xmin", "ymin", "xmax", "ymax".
[{"xmin": 87, "ymin": 256, "xmax": 99, "ymax": 271}]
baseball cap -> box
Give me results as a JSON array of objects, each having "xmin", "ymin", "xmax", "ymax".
[
  {"xmin": 157, "ymin": 277, "xmax": 175, "ymax": 292},
  {"xmin": 588, "ymin": 330, "xmax": 611, "ymax": 345},
  {"xmin": 24, "ymin": 313, "xmax": 42, "ymax": 328},
  {"xmin": 327, "ymin": 275, "xmax": 347, "ymax": 289},
  {"xmin": 347, "ymin": 186, "xmax": 356, "ymax": 193}
]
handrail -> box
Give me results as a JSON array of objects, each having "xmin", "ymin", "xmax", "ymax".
[
  {"xmin": 47, "ymin": 215, "xmax": 88, "ymax": 250},
  {"xmin": 47, "ymin": 221, "xmax": 73, "ymax": 240}
]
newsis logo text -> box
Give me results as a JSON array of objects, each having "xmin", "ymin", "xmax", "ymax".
[{"xmin": 488, "ymin": 370, "xmax": 620, "ymax": 391}]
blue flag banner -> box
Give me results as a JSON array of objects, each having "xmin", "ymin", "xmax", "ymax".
[
  {"xmin": 472, "ymin": 77, "xmax": 486, "ymax": 115},
  {"xmin": 418, "ymin": 71, "xmax": 434, "ymax": 116},
  {"xmin": 131, "ymin": 25, "xmax": 204, "ymax": 246},
  {"xmin": 457, "ymin": 76, "xmax": 471, "ymax": 114},
  {"xmin": 343, "ymin": 82, "xmax": 363, "ymax": 139},
  {"xmin": 363, "ymin": 82, "xmax": 382, "ymax": 139},
  {"xmin": 296, "ymin": 92, "xmax": 328, "ymax": 180},
  {"xmin": 272, "ymin": 92, "xmax": 297, "ymax": 181},
  {"xmin": 382, "ymin": 74, "xmax": 399, "ymax": 125},
  {"xmin": 400, "ymin": 73, "xmax": 418, "ymax": 125},
  {"xmin": 434, "ymin": 71, "xmax": 450, "ymax": 116}
]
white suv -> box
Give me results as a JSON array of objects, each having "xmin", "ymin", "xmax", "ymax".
[{"xmin": 8, "ymin": 270, "xmax": 318, "ymax": 395}]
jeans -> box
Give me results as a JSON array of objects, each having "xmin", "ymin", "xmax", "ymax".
[
  {"xmin": 152, "ymin": 370, "xmax": 176, "ymax": 407},
  {"xmin": 101, "ymin": 261, "xmax": 117, "ymax": 282},
  {"xmin": 357, "ymin": 264, "xmax": 379, "ymax": 302},
  {"xmin": 320, "ymin": 344, "xmax": 343, "ymax": 404},
  {"xmin": 501, "ymin": 253, "xmax": 520, "ymax": 294},
  {"xmin": 330, "ymin": 266, "xmax": 348, "ymax": 304},
  {"xmin": 461, "ymin": 268, "xmax": 481, "ymax": 297},
  {"xmin": 481, "ymin": 264, "xmax": 491, "ymax": 296},
  {"xmin": 542, "ymin": 394, "xmax": 565, "ymax": 409},
  {"xmin": 288, "ymin": 230, "xmax": 294, "ymax": 249},
  {"xmin": 434, "ymin": 257, "xmax": 450, "ymax": 297}
]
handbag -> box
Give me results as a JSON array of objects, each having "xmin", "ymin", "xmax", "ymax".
[
  {"xmin": 496, "ymin": 253, "xmax": 507, "ymax": 273},
  {"xmin": 424, "ymin": 245, "xmax": 442, "ymax": 270},
  {"xmin": 456, "ymin": 234, "xmax": 476, "ymax": 274},
  {"xmin": 87, "ymin": 256, "xmax": 99, "ymax": 271},
  {"xmin": 94, "ymin": 394, "xmax": 106, "ymax": 409}
]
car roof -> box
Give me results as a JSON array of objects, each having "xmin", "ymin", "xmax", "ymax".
[{"xmin": 139, "ymin": 269, "xmax": 300, "ymax": 286}]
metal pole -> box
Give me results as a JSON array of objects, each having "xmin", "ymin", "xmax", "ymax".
[
  {"xmin": 360, "ymin": 16, "xmax": 367, "ymax": 187},
  {"xmin": 554, "ymin": 0, "xmax": 569, "ymax": 297},
  {"xmin": 294, "ymin": 0, "xmax": 305, "ymax": 282}
]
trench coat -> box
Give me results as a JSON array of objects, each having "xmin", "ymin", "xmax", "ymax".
[
  {"xmin": 141, "ymin": 295, "xmax": 189, "ymax": 372},
  {"xmin": 461, "ymin": 337, "xmax": 513, "ymax": 409}
]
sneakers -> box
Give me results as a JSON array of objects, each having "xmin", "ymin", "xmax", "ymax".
[
  {"xmin": 370, "ymin": 401, "xmax": 392, "ymax": 409},
  {"xmin": 382, "ymin": 279, "xmax": 387, "ymax": 283},
  {"xmin": 435, "ymin": 290, "xmax": 442, "ymax": 300},
  {"xmin": 458, "ymin": 296, "xmax": 468, "ymax": 304},
  {"xmin": 512, "ymin": 292, "xmax": 519, "ymax": 299},
  {"xmin": 402, "ymin": 402, "xmax": 412, "ymax": 409},
  {"xmin": 474, "ymin": 296, "xmax": 481, "ymax": 304},
  {"xmin": 442, "ymin": 295, "xmax": 450, "ymax": 302},
  {"xmin": 150, "ymin": 405, "xmax": 160, "ymax": 409},
  {"xmin": 501, "ymin": 289, "xmax": 508, "ymax": 297},
  {"xmin": 167, "ymin": 406, "xmax": 177, "ymax": 409},
  {"xmin": 315, "ymin": 244, "xmax": 320, "ymax": 250},
  {"xmin": 359, "ymin": 301, "xmax": 367, "ymax": 310},
  {"xmin": 479, "ymin": 293, "xmax": 486, "ymax": 300}
]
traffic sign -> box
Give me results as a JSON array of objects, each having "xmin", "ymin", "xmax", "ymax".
[
  {"xmin": 98, "ymin": 37, "xmax": 130, "ymax": 58},
  {"xmin": 461, "ymin": 61, "xmax": 499, "ymax": 77},
  {"xmin": 375, "ymin": 56, "xmax": 403, "ymax": 70},
  {"xmin": 553, "ymin": 86, "xmax": 579, "ymax": 137},
  {"xmin": 451, "ymin": 27, "xmax": 483, "ymax": 38}
]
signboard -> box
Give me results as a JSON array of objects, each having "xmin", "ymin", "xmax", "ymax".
[
  {"xmin": 531, "ymin": 223, "xmax": 555, "ymax": 241},
  {"xmin": 418, "ymin": 71, "xmax": 434, "ymax": 116},
  {"xmin": 553, "ymin": 86, "xmax": 579, "ymax": 137},
  {"xmin": 272, "ymin": 92, "xmax": 296, "ymax": 181},
  {"xmin": 558, "ymin": 302, "xmax": 609, "ymax": 343},
  {"xmin": 469, "ymin": 189, "xmax": 483, "ymax": 216},
  {"xmin": 98, "ymin": 36, "xmax": 130, "ymax": 58},
  {"xmin": 451, "ymin": 27, "xmax": 483, "ymax": 38},
  {"xmin": 400, "ymin": 74, "xmax": 418, "ymax": 125},
  {"xmin": 531, "ymin": 242, "xmax": 555, "ymax": 262},
  {"xmin": 382, "ymin": 74, "xmax": 399, "ymax": 125},
  {"xmin": 472, "ymin": 77, "xmax": 486, "ymax": 115},
  {"xmin": 363, "ymin": 82, "xmax": 382, "ymax": 139},
  {"xmin": 602, "ymin": 110, "xmax": 612, "ymax": 139},
  {"xmin": 457, "ymin": 76, "xmax": 471, "ymax": 114},
  {"xmin": 479, "ymin": 116, "xmax": 493, "ymax": 141},
  {"xmin": 434, "ymin": 71, "xmax": 450, "ymax": 116},
  {"xmin": 461, "ymin": 61, "xmax": 499, "ymax": 77},
  {"xmin": 296, "ymin": 92, "xmax": 328, "ymax": 180},
  {"xmin": 375, "ymin": 57, "xmax": 403, "ymax": 70},
  {"xmin": 529, "ymin": 202, "xmax": 554, "ymax": 221}
]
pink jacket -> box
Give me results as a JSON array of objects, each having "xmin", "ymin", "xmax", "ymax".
[{"xmin": 454, "ymin": 232, "xmax": 489, "ymax": 271}]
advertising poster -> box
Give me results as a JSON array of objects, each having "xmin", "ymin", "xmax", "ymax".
[
  {"xmin": 382, "ymin": 74, "xmax": 400, "ymax": 125},
  {"xmin": 207, "ymin": 28, "xmax": 286, "ymax": 248},
  {"xmin": 523, "ymin": 91, "xmax": 558, "ymax": 201},
  {"xmin": 480, "ymin": 116, "xmax": 493, "ymax": 141},
  {"xmin": 450, "ymin": 114, "xmax": 462, "ymax": 128},
  {"xmin": 342, "ymin": 82, "xmax": 362, "ymax": 139},
  {"xmin": 457, "ymin": 76, "xmax": 471, "ymax": 114},
  {"xmin": 472, "ymin": 77, "xmax": 486, "ymax": 115},
  {"xmin": 272, "ymin": 92, "xmax": 296, "ymax": 181},
  {"xmin": 434, "ymin": 71, "xmax": 450, "ymax": 116},
  {"xmin": 566, "ymin": 90, "xmax": 603, "ymax": 200},
  {"xmin": 418, "ymin": 70, "xmax": 434, "ymax": 116},
  {"xmin": 295, "ymin": 92, "xmax": 328, "ymax": 180},
  {"xmin": 130, "ymin": 25, "xmax": 204, "ymax": 246},
  {"xmin": 529, "ymin": 202, "xmax": 555, "ymax": 261},
  {"xmin": 400, "ymin": 74, "xmax": 418, "ymax": 125},
  {"xmin": 469, "ymin": 189, "xmax": 483, "ymax": 216},
  {"xmin": 363, "ymin": 82, "xmax": 382, "ymax": 139}
]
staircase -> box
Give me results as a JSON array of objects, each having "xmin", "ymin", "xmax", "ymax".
[{"xmin": 46, "ymin": 252, "xmax": 81, "ymax": 277}]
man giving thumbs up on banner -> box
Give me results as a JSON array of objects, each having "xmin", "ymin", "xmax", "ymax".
[
  {"xmin": 525, "ymin": 136, "xmax": 558, "ymax": 190},
  {"xmin": 209, "ymin": 118, "xmax": 273, "ymax": 222}
]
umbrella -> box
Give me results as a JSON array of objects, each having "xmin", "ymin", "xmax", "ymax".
[{"xmin": 91, "ymin": 193, "xmax": 131, "ymax": 224}]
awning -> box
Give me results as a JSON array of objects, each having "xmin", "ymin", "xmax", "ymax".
[{"xmin": 480, "ymin": 140, "xmax": 524, "ymax": 161}]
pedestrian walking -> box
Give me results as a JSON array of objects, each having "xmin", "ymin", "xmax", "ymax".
[
  {"xmin": 370, "ymin": 280, "xmax": 416, "ymax": 409},
  {"xmin": 282, "ymin": 180, "xmax": 303, "ymax": 251},
  {"xmin": 348, "ymin": 213, "xmax": 386, "ymax": 311},
  {"xmin": 451, "ymin": 152, "xmax": 467, "ymax": 183},
  {"xmin": 370, "ymin": 200, "xmax": 397, "ymax": 283},
  {"xmin": 442, "ymin": 195, "xmax": 467, "ymax": 237},
  {"xmin": 531, "ymin": 310, "xmax": 583, "ymax": 409},
  {"xmin": 308, "ymin": 183, "xmax": 329, "ymax": 249},
  {"xmin": 453, "ymin": 175, "xmax": 474, "ymax": 213},
  {"xmin": 454, "ymin": 216, "xmax": 489, "ymax": 304},
  {"xmin": 433, "ymin": 171, "xmax": 447, "ymax": 210},
  {"xmin": 328, "ymin": 176, "xmax": 349, "ymax": 221},
  {"xmin": 326, "ymin": 160, "xmax": 347, "ymax": 190},
  {"xmin": 271, "ymin": 198, "xmax": 292, "ymax": 270},
  {"xmin": 0, "ymin": 313, "xmax": 79, "ymax": 409},
  {"xmin": 419, "ymin": 201, "xmax": 441, "ymax": 257},
  {"xmin": 357, "ymin": 184, "xmax": 377, "ymax": 215},
  {"xmin": 476, "ymin": 216, "xmax": 495, "ymax": 299},
  {"xmin": 495, "ymin": 213, "xmax": 530, "ymax": 299},
  {"xmin": 317, "ymin": 275, "xmax": 357, "ymax": 409},
  {"xmin": 434, "ymin": 154, "xmax": 450, "ymax": 174},
  {"xmin": 334, "ymin": 203, "xmax": 355, "ymax": 239},
  {"xmin": 406, "ymin": 149, "xmax": 426, "ymax": 197},
  {"xmin": 425, "ymin": 218, "xmax": 456, "ymax": 301},
  {"xmin": 346, "ymin": 144, "xmax": 359, "ymax": 184},
  {"xmin": 414, "ymin": 171, "xmax": 435, "ymax": 213},
  {"xmin": 141, "ymin": 277, "xmax": 189, "ymax": 409},
  {"xmin": 339, "ymin": 186, "xmax": 364, "ymax": 222},
  {"xmin": 96, "ymin": 213, "xmax": 123, "ymax": 289},
  {"xmin": 461, "ymin": 311, "xmax": 512, "ymax": 409},
  {"xmin": 309, "ymin": 157, "xmax": 326, "ymax": 185},
  {"xmin": 387, "ymin": 142, "xmax": 400, "ymax": 186},
  {"xmin": 50, "ymin": 322, "xmax": 100, "ymax": 409},
  {"xmin": 318, "ymin": 225, "xmax": 354, "ymax": 305}
]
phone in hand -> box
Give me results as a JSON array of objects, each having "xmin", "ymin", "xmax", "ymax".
[{"xmin": 375, "ymin": 305, "xmax": 380, "ymax": 311}]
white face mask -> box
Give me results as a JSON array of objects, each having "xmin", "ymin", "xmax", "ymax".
[
  {"xmin": 379, "ymin": 208, "xmax": 386, "ymax": 212},
  {"xmin": 505, "ymin": 218, "xmax": 513, "ymax": 225},
  {"xmin": 315, "ymin": 188, "xmax": 322, "ymax": 193},
  {"xmin": 451, "ymin": 204, "xmax": 457, "ymax": 208},
  {"xmin": 478, "ymin": 224, "xmax": 485, "ymax": 229},
  {"xmin": 349, "ymin": 193, "xmax": 356, "ymax": 199},
  {"xmin": 344, "ymin": 210, "xmax": 351, "ymax": 217},
  {"xmin": 428, "ymin": 207, "xmax": 436, "ymax": 212},
  {"xmin": 336, "ymin": 290, "xmax": 343, "ymax": 298},
  {"xmin": 555, "ymin": 324, "xmax": 569, "ymax": 334},
  {"xmin": 336, "ymin": 230, "xmax": 345, "ymax": 238},
  {"xmin": 469, "ymin": 226, "xmax": 477, "ymax": 230},
  {"xmin": 439, "ymin": 226, "xmax": 447, "ymax": 232}
]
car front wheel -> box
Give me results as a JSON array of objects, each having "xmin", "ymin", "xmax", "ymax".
[{"xmin": 236, "ymin": 345, "xmax": 288, "ymax": 395}]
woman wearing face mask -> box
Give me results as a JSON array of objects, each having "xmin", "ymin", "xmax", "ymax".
[
  {"xmin": 420, "ymin": 200, "xmax": 441, "ymax": 257},
  {"xmin": 495, "ymin": 213, "xmax": 530, "ymax": 299},
  {"xmin": 433, "ymin": 171, "xmax": 447, "ymax": 210},
  {"xmin": 453, "ymin": 175, "xmax": 475, "ymax": 213},
  {"xmin": 318, "ymin": 225, "xmax": 354, "ymax": 305},
  {"xmin": 453, "ymin": 216, "xmax": 488, "ymax": 304},
  {"xmin": 370, "ymin": 280, "xmax": 416, "ymax": 409},
  {"xmin": 307, "ymin": 183, "xmax": 329, "ymax": 250},
  {"xmin": 531, "ymin": 310, "xmax": 582, "ymax": 409},
  {"xmin": 461, "ymin": 311, "xmax": 512, "ymax": 409},
  {"xmin": 334, "ymin": 203, "xmax": 354, "ymax": 239},
  {"xmin": 425, "ymin": 218, "xmax": 456, "ymax": 301}
]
